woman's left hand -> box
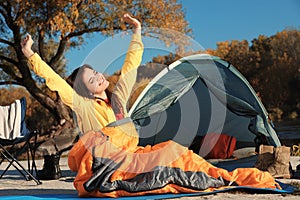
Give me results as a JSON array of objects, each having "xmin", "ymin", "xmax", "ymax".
[{"xmin": 21, "ymin": 34, "xmax": 35, "ymax": 58}]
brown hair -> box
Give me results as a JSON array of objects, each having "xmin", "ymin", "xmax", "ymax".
[
  {"xmin": 66, "ymin": 64, "xmax": 113, "ymax": 100},
  {"xmin": 66, "ymin": 64, "xmax": 94, "ymax": 99}
]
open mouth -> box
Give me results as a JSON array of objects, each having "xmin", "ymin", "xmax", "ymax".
[{"xmin": 97, "ymin": 74, "xmax": 105, "ymax": 86}]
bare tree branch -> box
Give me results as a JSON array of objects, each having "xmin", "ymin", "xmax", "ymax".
[
  {"xmin": 0, "ymin": 2, "xmax": 8, "ymax": 17},
  {"xmin": 48, "ymin": 37, "xmax": 67, "ymax": 67},
  {"xmin": 66, "ymin": 26, "xmax": 116, "ymax": 39},
  {"xmin": 2, "ymin": 1, "xmax": 14, "ymax": 31},
  {"xmin": 38, "ymin": 29, "xmax": 46, "ymax": 62},
  {"xmin": 48, "ymin": 26, "xmax": 117, "ymax": 67},
  {"xmin": 0, "ymin": 80, "xmax": 23, "ymax": 86},
  {"xmin": 0, "ymin": 38, "xmax": 14, "ymax": 46},
  {"xmin": 14, "ymin": 3, "xmax": 26, "ymax": 23},
  {"xmin": 0, "ymin": 55, "xmax": 18, "ymax": 66},
  {"xmin": 0, "ymin": 63, "xmax": 22, "ymax": 82}
]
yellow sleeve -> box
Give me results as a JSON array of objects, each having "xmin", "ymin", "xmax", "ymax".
[
  {"xmin": 120, "ymin": 32, "xmax": 144, "ymax": 75},
  {"xmin": 28, "ymin": 53, "xmax": 75, "ymax": 109},
  {"xmin": 112, "ymin": 32, "xmax": 144, "ymax": 116}
]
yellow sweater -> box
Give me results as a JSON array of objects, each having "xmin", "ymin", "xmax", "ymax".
[{"xmin": 29, "ymin": 33, "xmax": 143, "ymax": 133}]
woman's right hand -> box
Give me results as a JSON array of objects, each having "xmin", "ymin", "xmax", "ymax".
[
  {"xmin": 21, "ymin": 34, "xmax": 35, "ymax": 58},
  {"xmin": 122, "ymin": 13, "xmax": 141, "ymax": 31}
]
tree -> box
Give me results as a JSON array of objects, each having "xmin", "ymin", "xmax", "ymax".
[
  {"xmin": 0, "ymin": 0, "xmax": 190, "ymax": 131},
  {"xmin": 250, "ymin": 30, "xmax": 300, "ymax": 112}
]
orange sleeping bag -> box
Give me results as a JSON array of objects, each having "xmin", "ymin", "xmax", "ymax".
[{"xmin": 68, "ymin": 122, "xmax": 278, "ymax": 198}]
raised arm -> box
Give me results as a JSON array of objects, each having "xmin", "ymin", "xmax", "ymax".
[
  {"xmin": 121, "ymin": 14, "xmax": 143, "ymax": 75},
  {"xmin": 21, "ymin": 34, "xmax": 75, "ymax": 109},
  {"xmin": 112, "ymin": 14, "xmax": 144, "ymax": 116}
]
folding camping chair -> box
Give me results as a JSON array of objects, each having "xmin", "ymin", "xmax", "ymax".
[{"xmin": 0, "ymin": 97, "xmax": 41, "ymax": 184}]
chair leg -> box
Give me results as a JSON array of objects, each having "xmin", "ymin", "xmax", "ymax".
[
  {"xmin": 0, "ymin": 143, "xmax": 42, "ymax": 185},
  {"xmin": 26, "ymin": 131, "xmax": 42, "ymax": 184},
  {"xmin": 16, "ymin": 130, "xmax": 41, "ymax": 184},
  {"xmin": 28, "ymin": 134, "xmax": 39, "ymax": 177},
  {"xmin": 0, "ymin": 152, "xmax": 30, "ymax": 180}
]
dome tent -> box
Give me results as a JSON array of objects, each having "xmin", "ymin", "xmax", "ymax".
[{"xmin": 129, "ymin": 54, "xmax": 281, "ymax": 159}]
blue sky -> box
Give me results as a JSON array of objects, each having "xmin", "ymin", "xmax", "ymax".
[
  {"xmin": 183, "ymin": 0, "xmax": 300, "ymax": 49},
  {"xmin": 65, "ymin": 0, "xmax": 300, "ymax": 74}
]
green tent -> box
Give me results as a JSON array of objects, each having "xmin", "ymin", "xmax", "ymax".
[{"xmin": 129, "ymin": 54, "xmax": 281, "ymax": 158}]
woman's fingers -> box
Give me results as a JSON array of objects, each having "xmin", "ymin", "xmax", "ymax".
[
  {"xmin": 122, "ymin": 13, "xmax": 141, "ymax": 29},
  {"xmin": 21, "ymin": 34, "xmax": 29, "ymax": 46},
  {"xmin": 21, "ymin": 34, "xmax": 33, "ymax": 49},
  {"xmin": 21, "ymin": 38, "xmax": 27, "ymax": 47},
  {"xmin": 122, "ymin": 13, "xmax": 132, "ymax": 23},
  {"xmin": 25, "ymin": 34, "xmax": 32, "ymax": 43}
]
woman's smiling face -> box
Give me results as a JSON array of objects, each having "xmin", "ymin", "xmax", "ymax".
[{"xmin": 82, "ymin": 67, "xmax": 109, "ymax": 96}]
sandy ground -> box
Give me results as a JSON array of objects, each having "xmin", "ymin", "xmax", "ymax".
[{"xmin": 0, "ymin": 156, "xmax": 300, "ymax": 199}]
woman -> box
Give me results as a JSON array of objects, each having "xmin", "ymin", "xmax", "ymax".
[
  {"xmin": 21, "ymin": 13, "xmax": 143, "ymax": 134},
  {"xmin": 21, "ymin": 13, "xmax": 143, "ymax": 180}
]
